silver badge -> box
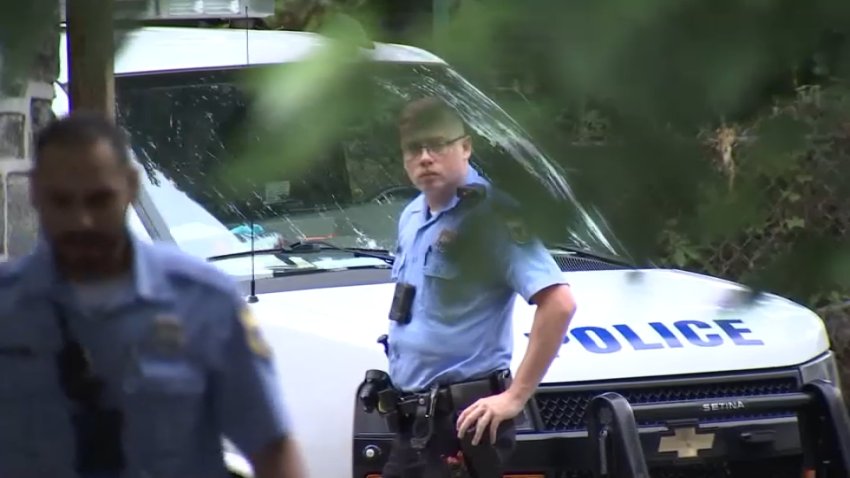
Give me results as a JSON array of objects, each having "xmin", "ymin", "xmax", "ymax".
[{"xmin": 150, "ymin": 314, "xmax": 185, "ymax": 354}]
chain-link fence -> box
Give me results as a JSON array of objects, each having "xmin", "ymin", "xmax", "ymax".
[{"xmin": 658, "ymin": 86, "xmax": 850, "ymax": 308}]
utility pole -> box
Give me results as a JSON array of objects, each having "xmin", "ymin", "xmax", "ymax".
[{"xmin": 65, "ymin": 0, "xmax": 116, "ymax": 118}]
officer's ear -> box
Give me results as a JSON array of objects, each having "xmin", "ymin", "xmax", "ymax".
[{"xmin": 460, "ymin": 134, "xmax": 473, "ymax": 159}]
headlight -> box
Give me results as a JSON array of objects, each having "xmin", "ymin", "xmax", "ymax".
[{"xmin": 799, "ymin": 351, "xmax": 842, "ymax": 390}]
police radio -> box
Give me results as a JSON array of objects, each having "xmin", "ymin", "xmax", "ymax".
[
  {"xmin": 389, "ymin": 283, "xmax": 415, "ymax": 324},
  {"xmin": 53, "ymin": 303, "xmax": 126, "ymax": 474}
]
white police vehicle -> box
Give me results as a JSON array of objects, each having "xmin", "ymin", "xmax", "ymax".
[{"xmin": 52, "ymin": 11, "xmax": 850, "ymax": 478}]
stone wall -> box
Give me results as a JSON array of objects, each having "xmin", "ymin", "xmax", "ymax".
[
  {"xmin": 0, "ymin": 16, "xmax": 59, "ymax": 261},
  {"xmin": 0, "ymin": 83, "xmax": 55, "ymax": 260}
]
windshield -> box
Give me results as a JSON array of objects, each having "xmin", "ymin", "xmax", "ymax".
[{"xmin": 114, "ymin": 61, "xmax": 625, "ymax": 270}]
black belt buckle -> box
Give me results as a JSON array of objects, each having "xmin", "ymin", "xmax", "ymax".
[
  {"xmin": 426, "ymin": 385, "xmax": 438, "ymax": 418},
  {"xmin": 410, "ymin": 384, "xmax": 440, "ymax": 450},
  {"xmin": 490, "ymin": 369, "xmax": 511, "ymax": 392}
]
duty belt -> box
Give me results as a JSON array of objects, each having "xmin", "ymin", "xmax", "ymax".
[{"xmin": 381, "ymin": 370, "xmax": 512, "ymax": 450}]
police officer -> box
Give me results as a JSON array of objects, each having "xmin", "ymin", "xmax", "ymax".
[
  {"xmin": 368, "ymin": 97, "xmax": 577, "ymax": 477},
  {"xmin": 0, "ymin": 111, "xmax": 306, "ymax": 478}
]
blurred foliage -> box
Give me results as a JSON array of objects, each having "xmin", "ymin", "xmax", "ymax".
[
  {"xmin": 8, "ymin": 0, "xmax": 850, "ymax": 312},
  {"xmin": 343, "ymin": 0, "xmax": 850, "ymax": 310},
  {"xmin": 217, "ymin": 0, "xmax": 850, "ymax": 309},
  {"xmin": 0, "ymin": 0, "xmax": 58, "ymax": 94}
]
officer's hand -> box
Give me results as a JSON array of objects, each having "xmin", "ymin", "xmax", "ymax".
[{"xmin": 456, "ymin": 391, "xmax": 525, "ymax": 446}]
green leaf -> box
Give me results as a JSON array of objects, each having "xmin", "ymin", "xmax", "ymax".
[
  {"xmin": 672, "ymin": 248, "xmax": 687, "ymax": 268},
  {"xmin": 779, "ymin": 189, "xmax": 802, "ymax": 203},
  {"xmin": 743, "ymin": 115, "xmax": 809, "ymax": 177},
  {"xmin": 784, "ymin": 217, "xmax": 806, "ymax": 230},
  {"xmin": 681, "ymin": 244, "xmax": 703, "ymax": 262}
]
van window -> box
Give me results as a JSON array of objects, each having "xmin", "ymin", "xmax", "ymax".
[{"xmin": 115, "ymin": 62, "xmax": 622, "ymax": 269}]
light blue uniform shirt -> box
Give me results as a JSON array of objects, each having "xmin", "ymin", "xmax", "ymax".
[
  {"xmin": 0, "ymin": 233, "xmax": 290, "ymax": 478},
  {"xmin": 388, "ymin": 167, "xmax": 567, "ymax": 392}
]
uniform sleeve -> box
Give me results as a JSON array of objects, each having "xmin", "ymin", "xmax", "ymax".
[
  {"xmin": 493, "ymin": 214, "xmax": 568, "ymax": 305},
  {"xmin": 212, "ymin": 291, "xmax": 292, "ymax": 457}
]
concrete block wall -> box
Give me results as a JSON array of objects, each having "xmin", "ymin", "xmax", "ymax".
[{"xmin": 0, "ymin": 80, "xmax": 54, "ymax": 261}]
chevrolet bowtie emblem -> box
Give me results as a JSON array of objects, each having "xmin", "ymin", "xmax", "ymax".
[{"xmin": 658, "ymin": 427, "xmax": 715, "ymax": 458}]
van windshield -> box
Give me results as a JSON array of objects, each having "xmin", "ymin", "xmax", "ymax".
[{"xmin": 115, "ymin": 62, "xmax": 624, "ymax": 270}]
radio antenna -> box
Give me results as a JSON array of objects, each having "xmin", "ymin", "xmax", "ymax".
[
  {"xmin": 243, "ymin": 5, "xmax": 258, "ymax": 304},
  {"xmin": 244, "ymin": 5, "xmax": 250, "ymax": 65},
  {"xmin": 248, "ymin": 210, "xmax": 258, "ymax": 303}
]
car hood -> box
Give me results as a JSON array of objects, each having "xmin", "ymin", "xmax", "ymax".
[{"xmin": 242, "ymin": 267, "xmax": 829, "ymax": 384}]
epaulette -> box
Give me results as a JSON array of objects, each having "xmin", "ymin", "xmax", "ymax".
[{"xmin": 456, "ymin": 183, "xmax": 487, "ymax": 208}]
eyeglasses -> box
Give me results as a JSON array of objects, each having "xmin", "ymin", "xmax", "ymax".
[{"xmin": 402, "ymin": 134, "xmax": 468, "ymax": 159}]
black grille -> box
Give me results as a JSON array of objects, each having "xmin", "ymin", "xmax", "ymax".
[
  {"xmin": 553, "ymin": 254, "xmax": 629, "ymax": 272},
  {"xmin": 534, "ymin": 374, "xmax": 799, "ymax": 432}
]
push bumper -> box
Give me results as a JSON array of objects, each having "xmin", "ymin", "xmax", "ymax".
[
  {"xmin": 354, "ymin": 420, "xmax": 803, "ymax": 477},
  {"xmin": 587, "ymin": 378, "xmax": 850, "ymax": 477},
  {"xmin": 352, "ymin": 379, "xmax": 850, "ymax": 477}
]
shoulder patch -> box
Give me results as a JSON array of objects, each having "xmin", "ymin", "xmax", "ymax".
[
  {"xmin": 505, "ymin": 215, "xmax": 531, "ymax": 244},
  {"xmin": 483, "ymin": 188, "xmax": 531, "ymax": 244},
  {"xmin": 238, "ymin": 306, "xmax": 273, "ymax": 360}
]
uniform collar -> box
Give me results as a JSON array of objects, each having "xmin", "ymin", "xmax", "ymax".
[
  {"xmin": 21, "ymin": 232, "xmax": 175, "ymax": 304},
  {"xmin": 411, "ymin": 166, "xmax": 489, "ymax": 219}
]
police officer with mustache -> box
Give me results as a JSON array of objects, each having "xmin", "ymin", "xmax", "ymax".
[
  {"xmin": 359, "ymin": 97, "xmax": 577, "ymax": 477},
  {"xmin": 0, "ymin": 111, "xmax": 306, "ymax": 478}
]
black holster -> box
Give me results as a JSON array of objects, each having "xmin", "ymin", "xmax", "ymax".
[
  {"xmin": 457, "ymin": 428, "xmax": 505, "ymax": 478},
  {"xmin": 404, "ymin": 370, "xmax": 512, "ymax": 454},
  {"xmin": 356, "ymin": 368, "xmax": 403, "ymax": 432},
  {"xmin": 454, "ymin": 372, "xmax": 513, "ymax": 478}
]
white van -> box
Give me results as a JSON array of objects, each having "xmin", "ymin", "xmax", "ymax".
[{"xmin": 53, "ymin": 19, "xmax": 850, "ymax": 478}]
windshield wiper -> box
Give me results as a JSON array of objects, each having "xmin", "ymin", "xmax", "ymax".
[
  {"xmin": 547, "ymin": 243, "xmax": 634, "ymax": 268},
  {"xmin": 207, "ymin": 240, "xmax": 394, "ymax": 265},
  {"xmin": 282, "ymin": 240, "xmax": 395, "ymax": 265}
]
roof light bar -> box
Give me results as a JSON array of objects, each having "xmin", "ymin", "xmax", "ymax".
[{"xmin": 59, "ymin": 0, "xmax": 275, "ymax": 22}]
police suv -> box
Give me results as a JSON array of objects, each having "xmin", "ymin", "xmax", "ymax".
[{"xmin": 52, "ymin": 8, "xmax": 850, "ymax": 478}]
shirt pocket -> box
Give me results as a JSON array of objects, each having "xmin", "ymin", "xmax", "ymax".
[
  {"xmin": 123, "ymin": 356, "xmax": 206, "ymax": 475},
  {"xmin": 422, "ymin": 248, "xmax": 467, "ymax": 315},
  {"xmin": 423, "ymin": 247, "xmax": 460, "ymax": 281}
]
